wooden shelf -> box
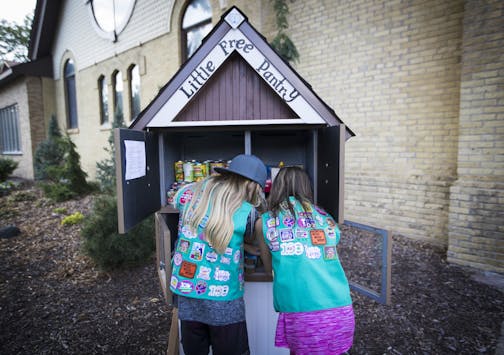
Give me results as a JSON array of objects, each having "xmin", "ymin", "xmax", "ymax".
[
  {"xmin": 244, "ymin": 269, "xmax": 273, "ymax": 282},
  {"xmin": 159, "ymin": 205, "xmax": 179, "ymax": 214}
]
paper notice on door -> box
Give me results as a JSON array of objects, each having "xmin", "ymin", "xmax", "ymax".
[{"xmin": 124, "ymin": 140, "xmax": 146, "ymax": 180}]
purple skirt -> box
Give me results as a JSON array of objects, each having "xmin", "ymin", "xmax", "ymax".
[{"xmin": 275, "ymin": 306, "xmax": 355, "ymax": 355}]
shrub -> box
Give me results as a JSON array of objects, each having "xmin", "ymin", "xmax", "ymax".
[
  {"xmin": 37, "ymin": 134, "xmax": 92, "ymax": 202},
  {"xmin": 53, "ymin": 207, "xmax": 67, "ymax": 214},
  {"xmin": 81, "ymin": 194, "xmax": 155, "ymax": 270},
  {"xmin": 61, "ymin": 212, "xmax": 84, "ymax": 226},
  {"xmin": 40, "ymin": 182, "xmax": 76, "ymax": 202},
  {"xmin": 0, "ymin": 181, "xmax": 15, "ymax": 196},
  {"xmin": 0, "ymin": 157, "xmax": 18, "ymax": 182},
  {"xmin": 8, "ymin": 190, "xmax": 36, "ymax": 202},
  {"xmin": 34, "ymin": 115, "xmax": 65, "ymax": 180},
  {"xmin": 62, "ymin": 135, "xmax": 91, "ymax": 195},
  {"xmin": 96, "ymin": 106, "xmax": 125, "ymax": 193}
]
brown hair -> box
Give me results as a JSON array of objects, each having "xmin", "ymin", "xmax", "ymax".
[{"xmin": 267, "ymin": 166, "xmax": 314, "ymax": 218}]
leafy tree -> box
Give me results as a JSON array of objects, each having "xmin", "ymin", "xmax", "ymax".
[
  {"xmin": 0, "ymin": 14, "xmax": 33, "ymax": 63},
  {"xmin": 270, "ymin": 0, "xmax": 299, "ymax": 63}
]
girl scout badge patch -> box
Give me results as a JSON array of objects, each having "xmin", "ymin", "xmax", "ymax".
[{"xmin": 310, "ymin": 229, "xmax": 327, "ymax": 245}]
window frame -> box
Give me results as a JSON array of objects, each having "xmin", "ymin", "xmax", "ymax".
[
  {"xmin": 0, "ymin": 104, "xmax": 22, "ymax": 154},
  {"xmin": 64, "ymin": 59, "xmax": 79, "ymax": 130},
  {"xmin": 86, "ymin": 0, "xmax": 137, "ymax": 42},
  {"xmin": 128, "ymin": 64, "xmax": 141, "ymax": 121},
  {"xmin": 112, "ymin": 70, "xmax": 124, "ymax": 122},
  {"xmin": 181, "ymin": 0, "xmax": 212, "ymax": 61},
  {"xmin": 98, "ymin": 75, "xmax": 109, "ymax": 126}
]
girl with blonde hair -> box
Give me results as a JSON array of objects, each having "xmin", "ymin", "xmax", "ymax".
[{"xmin": 170, "ymin": 154, "xmax": 267, "ymax": 355}]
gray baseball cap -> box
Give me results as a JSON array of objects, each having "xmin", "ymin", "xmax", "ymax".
[{"xmin": 214, "ymin": 154, "xmax": 267, "ymax": 188}]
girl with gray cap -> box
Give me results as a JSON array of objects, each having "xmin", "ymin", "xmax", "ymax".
[{"xmin": 170, "ymin": 154, "xmax": 267, "ymax": 355}]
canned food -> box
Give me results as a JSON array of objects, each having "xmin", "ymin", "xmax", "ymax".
[
  {"xmin": 210, "ymin": 160, "xmax": 225, "ymax": 176},
  {"xmin": 193, "ymin": 162, "xmax": 204, "ymax": 182},
  {"xmin": 167, "ymin": 189, "xmax": 177, "ymax": 204},
  {"xmin": 183, "ymin": 161, "xmax": 194, "ymax": 182},
  {"xmin": 202, "ymin": 160, "xmax": 211, "ymax": 178},
  {"xmin": 174, "ymin": 160, "xmax": 184, "ymax": 182}
]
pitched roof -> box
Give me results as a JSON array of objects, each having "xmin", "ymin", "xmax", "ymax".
[
  {"xmin": 28, "ymin": 0, "xmax": 62, "ymax": 61},
  {"xmin": 0, "ymin": 57, "xmax": 52, "ymax": 88},
  {"xmin": 0, "ymin": 0, "xmax": 56, "ymax": 87},
  {"xmin": 131, "ymin": 6, "xmax": 354, "ymax": 138}
]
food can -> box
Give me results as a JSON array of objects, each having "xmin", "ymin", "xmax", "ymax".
[
  {"xmin": 166, "ymin": 189, "xmax": 176, "ymax": 204},
  {"xmin": 202, "ymin": 160, "xmax": 211, "ymax": 178},
  {"xmin": 210, "ymin": 160, "xmax": 225, "ymax": 176},
  {"xmin": 174, "ymin": 160, "xmax": 184, "ymax": 182},
  {"xmin": 193, "ymin": 162, "xmax": 204, "ymax": 182},
  {"xmin": 183, "ymin": 161, "xmax": 194, "ymax": 182}
]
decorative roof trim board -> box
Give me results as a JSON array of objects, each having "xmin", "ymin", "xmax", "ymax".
[
  {"xmin": 131, "ymin": 6, "xmax": 354, "ymax": 139},
  {"xmin": 153, "ymin": 119, "xmax": 310, "ymax": 128},
  {"xmin": 146, "ymin": 27, "xmax": 325, "ymax": 127},
  {"xmin": 224, "ymin": 7, "xmax": 245, "ymax": 28},
  {"xmin": 130, "ymin": 22, "xmax": 231, "ymax": 130}
]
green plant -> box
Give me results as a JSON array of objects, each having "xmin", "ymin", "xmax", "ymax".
[
  {"xmin": 0, "ymin": 180, "xmax": 15, "ymax": 196},
  {"xmin": 63, "ymin": 134, "xmax": 91, "ymax": 195},
  {"xmin": 37, "ymin": 132, "xmax": 92, "ymax": 202},
  {"xmin": 0, "ymin": 14, "xmax": 33, "ymax": 62},
  {"xmin": 81, "ymin": 194, "xmax": 155, "ymax": 270},
  {"xmin": 96, "ymin": 106, "xmax": 125, "ymax": 193},
  {"xmin": 61, "ymin": 212, "xmax": 85, "ymax": 226},
  {"xmin": 0, "ymin": 157, "xmax": 18, "ymax": 182},
  {"xmin": 8, "ymin": 190, "xmax": 36, "ymax": 202},
  {"xmin": 270, "ymin": 0, "xmax": 299, "ymax": 63},
  {"xmin": 34, "ymin": 115, "xmax": 66, "ymax": 180},
  {"xmin": 53, "ymin": 207, "xmax": 67, "ymax": 214},
  {"xmin": 39, "ymin": 181, "xmax": 76, "ymax": 202}
]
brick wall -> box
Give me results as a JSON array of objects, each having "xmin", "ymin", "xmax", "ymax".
[
  {"xmin": 447, "ymin": 0, "xmax": 504, "ymax": 273},
  {"xmin": 26, "ymin": 77, "xmax": 46, "ymax": 159},
  {"xmin": 43, "ymin": 0, "xmax": 502, "ymax": 272},
  {"xmin": 0, "ymin": 78, "xmax": 33, "ymax": 179},
  {"xmin": 283, "ymin": 0, "xmax": 464, "ymax": 246}
]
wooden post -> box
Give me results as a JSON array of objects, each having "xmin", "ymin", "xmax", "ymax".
[{"xmin": 167, "ymin": 307, "xmax": 179, "ymax": 355}]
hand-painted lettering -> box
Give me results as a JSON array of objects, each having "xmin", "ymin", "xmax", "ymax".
[
  {"xmin": 178, "ymin": 61, "xmax": 216, "ymax": 99},
  {"xmin": 218, "ymin": 38, "xmax": 255, "ymax": 56},
  {"xmin": 255, "ymin": 59, "xmax": 299, "ymax": 103}
]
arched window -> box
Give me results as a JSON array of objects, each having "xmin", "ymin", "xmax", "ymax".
[
  {"xmin": 64, "ymin": 59, "xmax": 78, "ymax": 129},
  {"xmin": 87, "ymin": 0, "xmax": 136, "ymax": 41},
  {"xmin": 112, "ymin": 70, "xmax": 124, "ymax": 121},
  {"xmin": 181, "ymin": 0, "xmax": 212, "ymax": 61},
  {"xmin": 98, "ymin": 75, "xmax": 109, "ymax": 125},
  {"xmin": 128, "ymin": 64, "xmax": 141, "ymax": 120}
]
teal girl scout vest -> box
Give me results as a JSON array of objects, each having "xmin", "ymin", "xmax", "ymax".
[
  {"xmin": 262, "ymin": 197, "xmax": 352, "ymax": 312},
  {"xmin": 170, "ymin": 185, "xmax": 252, "ymax": 301}
]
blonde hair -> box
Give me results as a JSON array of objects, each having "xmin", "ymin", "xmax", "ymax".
[{"xmin": 181, "ymin": 173, "xmax": 265, "ymax": 254}]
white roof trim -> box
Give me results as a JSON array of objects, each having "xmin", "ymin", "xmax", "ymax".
[
  {"xmin": 224, "ymin": 8, "xmax": 245, "ymax": 29},
  {"xmin": 147, "ymin": 27, "xmax": 326, "ymax": 128},
  {"xmin": 148, "ymin": 118, "xmax": 321, "ymax": 128}
]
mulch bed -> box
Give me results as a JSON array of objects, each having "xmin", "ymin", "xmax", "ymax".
[{"xmin": 1, "ymin": 182, "xmax": 503, "ymax": 354}]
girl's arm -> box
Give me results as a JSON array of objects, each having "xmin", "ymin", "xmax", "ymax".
[{"xmin": 254, "ymin": 218, "xmax": 272, "ymax": 276}]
